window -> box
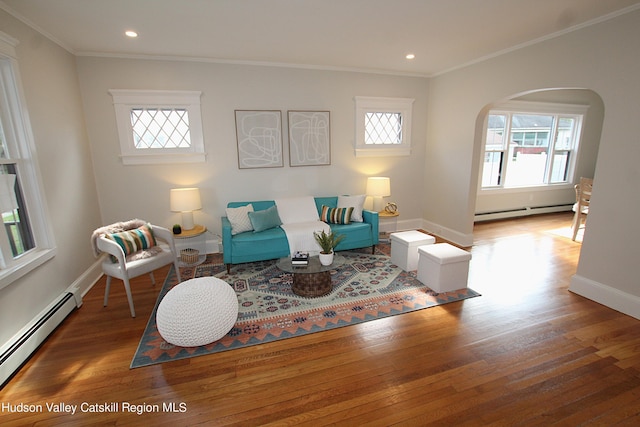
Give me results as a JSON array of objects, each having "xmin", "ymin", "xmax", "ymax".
[
  {"xmin": 110, "ymin": 90, "xmax": 205, "ymax": 165},
  {"xmin": 354, "ymin": 96, "xmax": 414, "ymax": 157},
  {"xmin": 481, "ymin": 101, "xmax": 586, "ymax": 189},
  {"xmin": 0, "ymin": 32, "xmax": 56, "ymax": 289}
]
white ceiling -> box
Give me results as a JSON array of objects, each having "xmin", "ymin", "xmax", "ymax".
[{"xmin": 2, "ymin": 0, "xmax": 640, "ymax": 76}]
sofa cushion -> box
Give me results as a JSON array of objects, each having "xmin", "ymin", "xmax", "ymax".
[
  {"xmin": 275, "ymin": 196, "xmax": 319, "ymax": 224},
  {"xmin": 320, "ymin": 205, "xmax": 354, "ymax": 225},
  {"xmin": 338, "ymin": 195, "xmax": 366, "ymax": 222},
  {"xmin": 226, "ymin": 204, "xmax": 254, "ymax": 235},
  {"xmin": 248, "ymin": 205, "xmax": 282, "ymax": 232},
  {"xmin": 328, "ymin": 222, "xmax": 372, "ymax": 249}
]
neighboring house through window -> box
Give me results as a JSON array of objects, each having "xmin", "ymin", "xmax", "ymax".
[
  {"xmin": 481, "ymin": 101, "xmax": 587, "ymax": 189},
  {"xmin": 109, "ymin": 90, "xmax": 206, "ymax": 165}
]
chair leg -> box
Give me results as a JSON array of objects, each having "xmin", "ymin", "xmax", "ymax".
[
  {"xmin": 571, "ymin": 212, "xmax": 580, "ymax": 241},
  {"xmin": 104, "ymin": 276, "xmax": 112, "ymax": 307},
  {"xmin": 122, "ymin": 277, "xmax": 136, "ymax": 318},
  {"xmin": 174, "ymin": 260, "xmax": 182, "ymax": 282}
]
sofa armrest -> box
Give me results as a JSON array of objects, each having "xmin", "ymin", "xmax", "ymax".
[
  {"xmin": 362, "ymin": 210, "xmax": 379, "ymax": 245},
  {"xmin": 150, "ymin": 224, "xmax": 178, "ymax": 257},
  {"xmin": 221, "ymin": 216, "xmax": 233, "ymax": 264}
]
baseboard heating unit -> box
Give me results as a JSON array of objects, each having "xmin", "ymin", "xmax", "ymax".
[
  {"xmin": 0, "ymin": 290, "xmax": 81, "ymax": 387},
  {"xmin": 474, "ymin": 204, "xmax": 573, "ymax": 222}
]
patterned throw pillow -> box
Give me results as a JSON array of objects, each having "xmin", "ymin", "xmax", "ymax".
[
  {"xmin": 226, "ymin": 204, "xmax": 254, "ymax": 235},
  {"xmin": 320, "ymin": 205, "xmax": 354, "ymax": 225},
  {"xmin": 107, "ymin": 223, "xmax": 157, "ymax": 256}
]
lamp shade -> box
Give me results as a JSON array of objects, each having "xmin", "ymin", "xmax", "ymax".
[
  {"xmin": 170, "ymin": 188, "xmax": 202, "ymax": 212},
  {"xmin": 366, "ymin": 177, "xmax": 391, "ymax": 197}
]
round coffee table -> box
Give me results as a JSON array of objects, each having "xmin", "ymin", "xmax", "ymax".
[{"xmin": 277, "ymin": 255, "xmax": 343, "ymax": 297}]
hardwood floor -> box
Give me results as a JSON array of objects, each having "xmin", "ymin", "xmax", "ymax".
[{"xmin": 2, "ymin": 212, "xmax": 640, "ymax": 425}]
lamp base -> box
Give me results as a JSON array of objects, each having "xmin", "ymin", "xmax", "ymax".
[
  {"xmin": 181, "ymin": 211, "xmax": 195, "ymax": 230},
  {"xmin": 372, "ymin": 197, "xmax": 385, "ymax": 212}
]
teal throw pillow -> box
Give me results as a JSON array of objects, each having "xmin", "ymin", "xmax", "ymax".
[{"xmin": 248, "ymin": 205, "xmax": 282, "ymax": 232}]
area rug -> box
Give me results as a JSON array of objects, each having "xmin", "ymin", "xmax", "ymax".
[{"xmin": 131, "ymin": 249, "xmax": 480, "ymax": 368}]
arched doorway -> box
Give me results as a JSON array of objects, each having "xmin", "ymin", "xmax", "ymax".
[{"xmin": 471, "ymin": 88, "xmax": 604, "ymax": 234}]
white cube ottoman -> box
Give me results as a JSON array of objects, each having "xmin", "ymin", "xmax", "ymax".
[
  {"xmin": 156, "ymin": 277, "xmax": 238, "ymax": 347},
  {"xmin": 390, "ymin": 230, "xmax": 436, "ymax": 271},
  {"xmin": 417, "ymin": 243, "xmax": 472, "ymax": 293}
]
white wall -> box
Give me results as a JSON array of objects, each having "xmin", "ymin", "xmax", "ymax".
[
  {"xmin": 424, "ymin": 9, "xmax": 640, "ymax": 316},
  {"xmin": 0, "ymin": 11, "xmax": 102, "ymax": 344},
  {"xmin": 75, "ymin": 58, "xmax": 429, "ymax": 235}
]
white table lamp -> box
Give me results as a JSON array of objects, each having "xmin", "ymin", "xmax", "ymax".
[
  {"xmin": 366, "ymin": 177, "xmax": 391, "ymax": 212},
  {"xmin": 170, "ymin": 187, "xmax": 201, "ymax": 230}
]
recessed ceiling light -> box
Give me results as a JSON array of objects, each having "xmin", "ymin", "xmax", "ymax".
[
  {"xmin": 405, "ymin": 53, "xmax": 415, "ymax": 60},
  {"xmin": 125, "ymin": 30, "xmax": 138, "ymax": 38}
]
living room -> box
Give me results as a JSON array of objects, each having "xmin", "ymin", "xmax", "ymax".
[{"xmin": 1, "ymin": 1, "xmax": 640, "ymax": 423}]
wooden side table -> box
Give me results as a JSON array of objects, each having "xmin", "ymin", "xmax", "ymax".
[{"xmin": 174, "ymin": 225, "xmax": 207, "ymax": 266}]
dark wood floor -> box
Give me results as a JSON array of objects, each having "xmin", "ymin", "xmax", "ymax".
[{"xmin": 2, "ymin": 212, "xmax": 640, "ymax": 426}]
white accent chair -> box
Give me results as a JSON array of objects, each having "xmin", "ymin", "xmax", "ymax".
[{"xmin": 97, "ymin": 224, "xmax": 181, "ymax": 317}]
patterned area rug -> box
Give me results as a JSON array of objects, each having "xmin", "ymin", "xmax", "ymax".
[{"xmin": 131, "ymin": 248, "xmax": 480, "ymax": 368}]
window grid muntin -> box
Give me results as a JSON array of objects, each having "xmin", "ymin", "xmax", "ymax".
[
  {"xmin": 365, "ymin": 112, "xmax": 402, "ymax": 145},
  {"xmin": 130, "ymin": 108, "xmax": 191, "ymax": 149}
]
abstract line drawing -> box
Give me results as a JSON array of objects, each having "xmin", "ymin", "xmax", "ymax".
[
  {"xmin": 288, "ymin": 111, "xmax": 331, "ymax": 166},
  {"xmin": 235, "ymin": 110, "xmax": 283, "ymax": 169}
]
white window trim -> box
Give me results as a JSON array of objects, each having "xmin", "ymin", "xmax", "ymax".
[
  {"xmin": 480, "ymin": 100, "xmax": 588, "ymax": 192},
  {"xmin": 109, "ymin": 89, "xmax": 206, "ymax": 165},
  {"xmin": 0, "ymin": 31, "xmax": 56, "ymax": 290},
  {"xmin": 354, "ymin": 96, "xmax": 414, "ymax": 157}
]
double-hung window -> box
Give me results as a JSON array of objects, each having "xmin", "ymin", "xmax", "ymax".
[
  {"xmin": 0, "ymin": 33, "xmax": 56, "ymax": 289},
  {"xmin": 481, "ymin": 101, "xmax": 586, "ymax": 189},
  {"xmin": 354, "ymin": 96, "xmax": 414, "ymax": 157},
  {"xmin": 110, "ymin": 90, "xmax": 205, "ymax": 165}
]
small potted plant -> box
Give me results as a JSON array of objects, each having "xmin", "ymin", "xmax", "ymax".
[
  {"xmin": 313, "ymin": 229, "xmax": 345, "ymax": 266},
  {"xmin": 172, "ymin": 224, "xmax": 182, "ymax": 235}
]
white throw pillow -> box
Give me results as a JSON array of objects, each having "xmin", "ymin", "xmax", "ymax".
[
  {"xmin": 226, "ymin": 204, "xmax": 254, "ymax": 235},
  {"xmin": 338, "ymin": 195, "xmax": 366, "ymax": 222},
  {"xmin": 275, "ymin": 196, "xmax": 319, "ymax": 224}
]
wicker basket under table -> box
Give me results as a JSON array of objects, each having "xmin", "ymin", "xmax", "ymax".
[
  {"xmin": 291, "ymin": 270, "xmax": 332, "ymax": 297},
  {"xmin": 277, "ymin": 255, "xmax": 340, "ymax": 298}
]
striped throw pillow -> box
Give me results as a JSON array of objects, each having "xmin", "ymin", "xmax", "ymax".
[
  {"xmin": 107, "ymin": 223, "xmax": 157, "ymax": 256},
  {"xmin": 320, "ymin": 205, "xmax": 354, "ymax": 225}
]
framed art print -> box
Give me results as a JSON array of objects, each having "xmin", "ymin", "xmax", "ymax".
[
  {"xmin": 288, "ymin": 110, "xmax": 330, "ymax": 166},
  {"xmin": 235, "ymin": 110, "xmax": 283, "ymax": 169}
]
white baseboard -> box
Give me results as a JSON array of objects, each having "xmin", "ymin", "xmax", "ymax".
[
  {"xmin": 78, "ymin": 259, "xmax": 105, "ymax": 299},
  {"xmin": 379, "ymin": 217, "xmax": 473, "ymax": 247},
  {"xmin": 379, "ymin": 218, "xmax": 423, "ymax": 234},
  {"xmin": 420, "ymin": 219, "xmax": 474, "ymax": 247},
  {"xmin": 569, "ymin": 274, "xmax": 640, "ymax": 320}
]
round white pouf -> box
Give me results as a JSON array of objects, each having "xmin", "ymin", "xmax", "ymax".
[{"xmin": 156, "ymin": 277, "xmax": 238, "ymax": 347}]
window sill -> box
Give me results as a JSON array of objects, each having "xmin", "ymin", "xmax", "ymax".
[
  {"xmin": 121, "ymin": 152, "xmax": 207, "ymax": 165},
  {"xmin": 355, "ymin": 146, "xmax": 411, "ymax": 157},
  {"xmin": 0, "ymin": 248, "xmax": 57, "ymax": 291}
]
